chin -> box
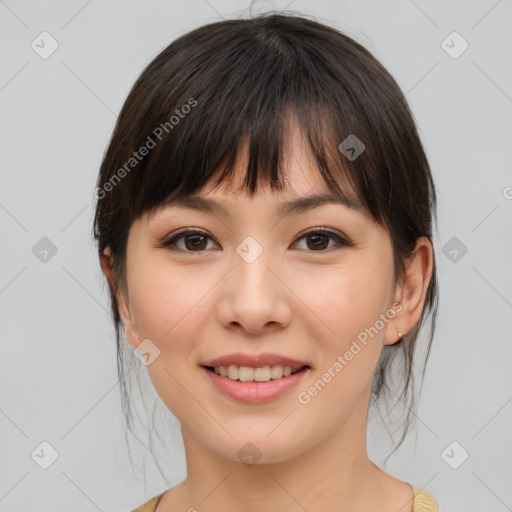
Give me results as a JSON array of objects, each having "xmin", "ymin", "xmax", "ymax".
[{"xmin": 199, "ymin": 430, "xmax": 313, "ymax": 466}]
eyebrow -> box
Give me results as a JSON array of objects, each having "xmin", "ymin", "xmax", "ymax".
[{"xmin": 163, "ymin": 192, "xmax": 362, "ymax": 218}]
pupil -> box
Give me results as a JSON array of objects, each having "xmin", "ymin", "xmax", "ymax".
[
  {"xmin": 308, "ymin": 234, "xmax": 327, "ymax": 250},
  {"xmin": 186, "ymin": 234, "xmax": 206, "ymax": 250}
]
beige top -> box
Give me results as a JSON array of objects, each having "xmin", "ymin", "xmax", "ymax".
[{"xmin": 131, "ymin": 483, "xmax": 438, "ymax": 512}]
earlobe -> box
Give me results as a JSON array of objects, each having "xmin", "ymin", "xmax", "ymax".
[
  {"xmin": 118, "ymin": 294, "xmax": 139, "ymax": 346},
  {"xmin": 117, "ymin": 290, "xmax": 141, "ymax": 349},
  {"xmin": 123, "ymin": 321, "xmax": 141, "ymax": 348},
  {"xmin": 383, "ymin": 306, "xmax": 404, "ymax": 346},
  {"xmin": 384, "ymin": 237, "xmax": 433, "ymax": 346}
]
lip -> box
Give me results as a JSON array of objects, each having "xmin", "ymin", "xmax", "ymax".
[
  {"xmin": 202, "ymin": 365, "xmax": 310, "ymax": 403},
  {"xmin": 201, "ymin": 352, "xmax": 310, "ymax": 371}
]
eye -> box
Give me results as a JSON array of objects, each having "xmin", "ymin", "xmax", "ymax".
[
  {"xmin": 293, "ymin": 228, "xmax": 351, "ymax": 251},
  {"xmin": 160, "ymin": 229, "xmax": 219, "ymax": 252}
]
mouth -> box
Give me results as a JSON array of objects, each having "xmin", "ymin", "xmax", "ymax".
[
  {"xmin": 202, "ymin": 364, "xmax": 311, "ymax": 383},
  {"xmin": 199, "ymin": 353, "xmax": 312, "ymax": 402}
]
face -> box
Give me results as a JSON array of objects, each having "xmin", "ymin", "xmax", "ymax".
[{"xmin": 114, "ymin": 134, "xmax": 406, "ymax": 465}]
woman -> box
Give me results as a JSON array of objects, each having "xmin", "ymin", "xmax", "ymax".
[{"xmin": 94, "ymin": 13, "xmax": 439, "ymax": 512}]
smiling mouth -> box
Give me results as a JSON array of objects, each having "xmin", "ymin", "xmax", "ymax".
[{"xmin": 203, "ymin": 364, "xmax": 310, "ymax": 383}]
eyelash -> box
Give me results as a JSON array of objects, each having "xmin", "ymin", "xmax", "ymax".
[{"xmin": 159, "ymin": 227, "xmax": 352, "ymax": 253}]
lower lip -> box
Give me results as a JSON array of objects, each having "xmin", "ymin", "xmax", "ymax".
[{"xmin": 202, "ymin": 366, "xmax": 310, "ymax": 403}]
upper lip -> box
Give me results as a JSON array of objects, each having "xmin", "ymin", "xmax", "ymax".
[{"xmin": 201, "ymin": 353, "xmax": 310, "ymax": 371}]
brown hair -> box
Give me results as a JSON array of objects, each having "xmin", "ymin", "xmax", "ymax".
[{"xmin": 93, "ymin": 12, "xmax": 438, "ymax": 460}]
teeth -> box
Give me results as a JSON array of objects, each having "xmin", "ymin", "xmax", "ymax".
[
  {"xmin": 254, "ymin": 366, "xmax": 270, "ymax": 382},
  {"xmin": 270, "ymin": 365, "xmax": 284, "ymax": 379},
  {"xmin": 227, "ymin": 365, "xmax": 239, "ymax": 380},
  {"xmin": 213, "ymin": 364, "xmax": 302, "ymax": 382},
  {"xmin": 239, "ymin": 366, "xmax": 254, "ymax": 382}
]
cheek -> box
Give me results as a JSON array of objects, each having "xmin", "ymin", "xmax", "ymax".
[
  {"xmin": 301, "ymin": 259, "xmax": 392, "ymax": 343},
  {"xmin": 125, "ymin": 259, "xmax": 213, "ymax": 417},
  {"xmin": 291, "ymin": 264, "xmax": 390, "ymax": 420},
  {"xmin": 295, "ymin": 255, "xmax": 394, "ymax": 400},
  {"xmin": 127, "ymin": 258, "xmax": 212, "ymax": 346},
  {"xmin": 124, "ymin": 255, "xmax": 228, "ymax": 403}
]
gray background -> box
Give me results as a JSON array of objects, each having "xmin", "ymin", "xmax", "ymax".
[{"xmin": 1, "ymin": 0, "xmax": 511, "ymax": 511}]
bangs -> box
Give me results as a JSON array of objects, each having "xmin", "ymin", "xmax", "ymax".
[
  {"xmin": 112, "ymin": 17, "xmax": 404, "ymax": 230},
  {"xmin": 146, "ymin": 104, "xmax": 369, "ymax": 222}
]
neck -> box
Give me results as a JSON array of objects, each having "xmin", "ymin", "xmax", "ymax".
[{"xmin": 173, "ymin": 409, "xmax": 388, "ymax": 512}]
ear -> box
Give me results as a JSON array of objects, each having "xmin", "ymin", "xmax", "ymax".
[
  {"xmin": 384, "ymin": 236, "xmax": 434, "ymax": 346},
  {"xmin": 99, "ymin": 247, "xmax": 141, "ymax": 348}
]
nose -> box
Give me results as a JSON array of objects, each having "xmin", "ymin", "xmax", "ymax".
[{"xmin": 215, "ymin": 249, "xmax": 292, "ymax": 336}]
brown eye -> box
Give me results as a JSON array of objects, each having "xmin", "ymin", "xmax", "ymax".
[
  {"xmin": 294, "ymin": 228, "xmax": 351, "ymax": 251},
  {"xmin": 161, "ymin": 230, "xmax": 218, "ymax": 252},
  {"xmin": 184, "ymin": 233, "xmax": 208, "ymax": 251},
  {"xmin": 305, "ymin": 233, "xmax": 329, "ymax": 250}
]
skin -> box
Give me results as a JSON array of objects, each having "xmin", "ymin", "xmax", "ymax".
[{"xmin": 101, "ymin": 129, "xmax": 433, "ymax": 512}]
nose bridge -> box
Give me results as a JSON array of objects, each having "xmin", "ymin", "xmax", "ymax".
[
  {"xmin": 235, "ymin": 239, "xmax": 273, "ymax": 293},
  {"xmin": 218, "ymin": 235, "xmax": 290, "ymax": 334},
  {"xmin": 234, "ymin": 235, "xmax": 278, "ymax": 306}
]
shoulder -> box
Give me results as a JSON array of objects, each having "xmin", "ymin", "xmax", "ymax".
[
  {"xmin": 130, "ymin": 493, "xmax": 165, "ymax": 512},
  {"xmin": 410, "ymin": 484, "xmax": 438, "ymax": 512}
]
